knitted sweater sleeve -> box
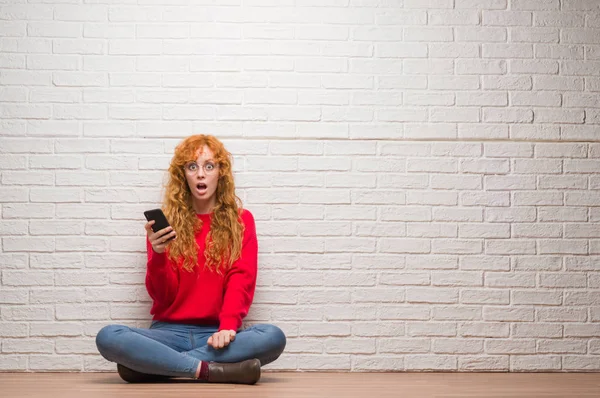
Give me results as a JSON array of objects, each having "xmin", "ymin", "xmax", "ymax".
[
  {"xmin": 145, "ymin": 237, "xmax": 179, "ymax": 310},
  {"xmin": 218, "ymin": 210, "xmax": 258, "ymax": 331}
]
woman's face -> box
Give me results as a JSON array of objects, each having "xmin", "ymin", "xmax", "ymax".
[{"xmin": 184, "ymin": 145, "xmax": 220, "ymax": 213}]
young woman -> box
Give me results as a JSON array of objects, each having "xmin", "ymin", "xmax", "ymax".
[{"xmin": 95, "ymin": 135, "xmax": 286, "ymax": 385}]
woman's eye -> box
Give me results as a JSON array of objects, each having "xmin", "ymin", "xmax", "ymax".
[
  {"xmin": 206, "ymin": 163, "xmax": 214, "ymax": 170},
  {"xmin": 189, "ymin": 163, "xmax": 198, "ymax": 170}
]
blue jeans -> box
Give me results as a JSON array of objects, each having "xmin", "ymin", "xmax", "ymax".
[{"xmin": 95, "ymin": 321, "xmax": 286, "ymax": 378}]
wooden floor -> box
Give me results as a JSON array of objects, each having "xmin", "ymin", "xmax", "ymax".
[{"xmin": 2, "ymin": 372, "xmax": 600, "ymax": 398}]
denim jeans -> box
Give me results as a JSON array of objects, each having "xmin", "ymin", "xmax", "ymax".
[{"xmin": 95, "ymin": 321, "xmax": 286, "ymax": 378}]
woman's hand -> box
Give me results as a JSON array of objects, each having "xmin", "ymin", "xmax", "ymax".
[
  {"xmin": 144, "ymin": 220, "xmax": 176, "ymax": 254},
  {"xmin": 207, "ymin": 330, "xmax": 236, "ymax": 349}
]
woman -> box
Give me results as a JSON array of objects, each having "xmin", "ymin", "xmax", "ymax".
[{"xmin": 95, "ymin": 135, "xmax": 286, "ymax": 385}]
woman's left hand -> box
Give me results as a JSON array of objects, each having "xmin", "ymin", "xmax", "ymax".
[{"xmin": 207, "ymin": 329, "xmax": 236, "ymax": 349}]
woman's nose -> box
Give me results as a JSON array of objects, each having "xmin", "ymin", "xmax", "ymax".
[{"xmin": 195, "ymin": 168, "xmax": 206, "ymax": 177}]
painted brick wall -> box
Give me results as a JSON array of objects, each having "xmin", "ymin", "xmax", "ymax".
[{"xmin": 1, "ymin": 0, "xmax": 600, "ymax": 372}]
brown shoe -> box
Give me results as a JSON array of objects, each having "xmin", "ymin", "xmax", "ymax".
[
  {"xmin": 207, "ymin": 358, "xmax": 261, "ymax": 385},
  {"xmin": 117, "ymin": 363, "xmax": 171, "ymax": 383}
]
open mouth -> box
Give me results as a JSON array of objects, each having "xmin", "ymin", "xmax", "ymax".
[{"xmin": 196, "ymin": 183, "xmax": 207, "ymax": 193}]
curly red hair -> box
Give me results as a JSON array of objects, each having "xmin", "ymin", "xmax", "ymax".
[{"xmin": 161, "ymin": 135, "xmax": 244, "ymax": 274}]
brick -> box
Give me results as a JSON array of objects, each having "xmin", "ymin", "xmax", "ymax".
[
  {"xmin": 566, "ymin": 257, "xmax": 600, "ymax": 272},
  {"xmin": 3, "ymin": 306, "xmax": 54, "ymax": 321},
  {"xmin": 432, "ymin": 306, "xmax": 481, "ymax": 321},
  {"xmin": 460, "ymin": 192, "xmax": 510, "ymax": 207},
  {"xmin": 286, "ymin": 339, "xmax": 323, "ymax": 354},
  {"xmin": 459, "ymin": 356, "xmax": 509, "ymax": 371},
  {"xmin": 56, "ymin": 304, "xmax": 109, "ymax": 321},
  {"xmin": 379, "ymin": 305, "xmax": 430, "ymax": 321},
  {"xmin": 486, "ymin": 175, "xmax": 536, "ymax": 190},
  {"xmin": 0, "ymin": 323, "xmax": 28, "ymax": 338},
  {"xmin": 406, "ymin": 223, "xmax": 455, "ymax": 238},
  {"xmin": 564, "ymin": 356, "xmax": 600, "ymax": 371},
  {"xmin": 323, "ymin": 305, "xmax": 383, "ymax": 321},
  {"xmin": 512, "ymin": 355, "xmax": 561, "ymax": 371},
  {"xmin": 2, "ymin": 338, "xmax": 54, "ymax": 354},
  {"xmin": 513, "ymin": 223, "xmax": 562, "ymax": 238},
  {"xmin": 511, "ymin": 125, "xmax": 560, "ymax": 140},
  {"xmin": 0, "ymin": 356, "xmax": 27, "ymax": 371},
  {"xmin": 381, "ymin": 206, "xmax": 430, "ymax": 222},
  {"xmin": 460, "ymin": 159, "xmax": 509, "ymax": 174},
  {"xmin": 29, "ymin": 355, "xmax": 82, "ymax": 371},
  {"xmin": 458, "ymin": 322, "xmax": 509, "ymax": 338},
  {"xmin": 408, "ymin": 322, "xmax": 455, "ymax": 337},
  {"xmin": 484, "ymin": 307, "xmax": 534, "ymax": 322},
  {"xmin": 512, "ymin": 290, "xmax": 562, "ymax": 305},
  {"xmin": 325, "ymin": 338, "xmax": 376, "ymax": 354},
  {"xmin": 565, "ymin": 291, "xmax": 600, "ymax": 306},
  {"xmin": 537, "ymin": 308, "xmax": 587, "ymax": 322},
  {"xmin": 298, "ymin": 322, "xmax": 351, "ymax": 337},
  {"xmin": 30, "ymin": 322, "xmax": 83, "ymax": 337},
  {"xmin": 461, "ymin": 290, "xmax": 508, "ymax": 305},
  {"xmin": 538, "ymin": 206, "xmax": 587, "ymax": 222},
  {"xmin": 565, "ymin": 324, "xmax": 600, "ymax": 338},
  {"xmin": 540, "ymin": 273, "xmax": 587, "ymax": 288},
  {"xmin": 405, "ymin": 355, "xmax": 457, "ymax": 370},
  {"xmin": 486, "ymin": 240, "xmax": 536, "ymax": 255},
  {"xmin": 486, "ymin": 339, "xmax": 536, "ymax": 354},
  {"xmin": 55, "ymin": 338, "xmax": 98, "ymax": 354},
  {"xmin": 29, "ymin": 289, "xmax": 84, "ymax": 304},
  {"xmin": 512, "ymin": 191, "xmax": 563, "ymax": 206},
  {"xmin": 352, "ymin": 356, "xmax": 405, "ymax": 371},
  {"xmin": 460, "ymin": 223, "xmax": 510, "ymax": 238},
  {"xmin": 537, "ymin": 339, "xmax": 587, "ymax": 354},
  {"xmin": 512, "ymin": 323, "xmax": 562, "ymax": 339},
  {"xmin": 396, "ymin": 257, "xmax": 448, "ymax": 273},
  {"xmin": 433, "ymin": 207, "xmax": 482, "ymax": 222},
  {"xmin": 539, "ymin": 239, "xmax": 588, "ymax": 254},
  {"xmin": 296, "ymin": 355, "xmax": 349, "ymax": 370},
  {"xmin": 433, "ymin": 338, "xmax": 483, "ymax": 354},
  {"xmin": 461, "ymin": 257, "xmax": 507, "ymax": 272},
  {"xmin": 352, "ymin": 288, "xmax": 405, "ymax": 303},
  {"xmin": 380, "ymin": 338, "xmax": 430, "ymax": 353},
  {"xmin": 407, "ymin": 287, "xmax": 459, "ymax": 303}
]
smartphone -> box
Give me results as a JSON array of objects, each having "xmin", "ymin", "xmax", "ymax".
[{"xmin": 144, "ymin": 208, "xmax": 174, "ymax": 241}]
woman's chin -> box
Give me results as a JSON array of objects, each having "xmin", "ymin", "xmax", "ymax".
[
  {"xmin": 192, "ymin": 191, "xmax": 213, "ymax": 202},
  {"xmin": 192, "ymin": 188, "xmax": 207, "ymax": 198}
]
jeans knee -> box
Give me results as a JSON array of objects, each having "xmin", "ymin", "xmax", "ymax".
[
  {"xmin": 95, "ymin": 324, "xmax": 124, "ymax": 359},
  {"xmin": 260, "ymin": 324, "xmax": 286, "ymax": 356},
  {"xmin": 273, "ymin": 325, "xmax": 287, "ymax": 354}
]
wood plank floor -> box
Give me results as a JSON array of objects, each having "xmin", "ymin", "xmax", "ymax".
[{"xmin": 2, "ymin": 372, "xmax": 600, "ymax": 398}]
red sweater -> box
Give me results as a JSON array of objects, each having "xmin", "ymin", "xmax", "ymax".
[{"xmin": 145, "ymin": 209, "xmax": 257, "ymax": 331}]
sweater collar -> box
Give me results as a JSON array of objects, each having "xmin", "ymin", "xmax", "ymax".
[{"xmin": 196, "ymin": 212, "xmax": 212, "ymax": 220}]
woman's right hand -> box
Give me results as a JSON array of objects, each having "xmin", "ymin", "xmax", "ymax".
[{"xmin": 144, "ymin": 220, "xmax": 176, "ymax": 254}]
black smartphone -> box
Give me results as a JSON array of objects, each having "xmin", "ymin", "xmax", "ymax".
[{"xmin": 144, "ymin": 208, "xmax": 174, "ymax": 241}]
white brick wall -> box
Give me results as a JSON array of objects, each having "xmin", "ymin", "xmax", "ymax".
[{"xmin": 1, "ymin": 0, "xmax": 600, "ymax": 373}]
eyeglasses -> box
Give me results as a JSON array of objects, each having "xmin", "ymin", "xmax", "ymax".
[{"xmin": 184, "ymin": 161, "xmax": 218, "ymax": 175}]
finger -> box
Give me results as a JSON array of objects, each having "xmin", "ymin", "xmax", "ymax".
[
  {"xmin": 218, "ymin": 333, "xmax": 225, "ymax": 349},
  {"xmin": 149, "ymin": 228, "xmax": 170, "ymax": 242},
  {"xmin": 230, "ymin": 331, "xmax": 236, "ymax": 341},
  {"xmin": 150, "ymin": 227, "xmax": 173, "ymax": 243},
  {"xmin": 157, "ymin": 226, "xmax": 173, "ymax": 237},
  {"xmin": 144, "ymin": 221, "xmax": 154, "ymax": 234},
  {"xmin": 157, "ymin": 231, "xmax": 175, "ymax": 244},
  {"xmin": 207, "ymin": 336, "xmax": 213, "ymax": 346},
  {"xmin": 224, "ymin": 333, "xmax": 231, "ymax": 347}
]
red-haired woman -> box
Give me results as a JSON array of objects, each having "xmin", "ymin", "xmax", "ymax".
[{"xmin": 96, "ymin": 135, "xmax": 286, "ymax": 385}]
